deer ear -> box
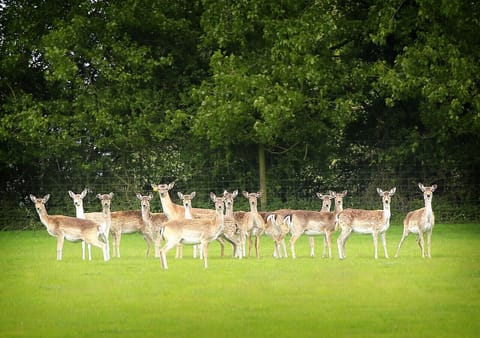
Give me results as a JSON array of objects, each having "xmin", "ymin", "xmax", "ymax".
[
  {"xmin": 81, "ymin": 189, "xmax": 88, "ymax": 198},
  {"xmin": 190, "ymin": 192, "xmax": 196, "ymax": 199},
  {"xmin": 232, "ymin": 190, "xmax": 238, "ymax": 198},
  {"xmin": 390, "ymin": 187, "xmax": 396, "ymax": 195},
  {"xmin": 342, "ymin": 190, "xmax": 348, "ymax": 196},
  {"xmin": 168, "ymin": 182, "xmax": 175, "ymax": 189},
  {"xmin": 177, "ymin": 192, "xmax": 184, "ymax": 199},
  {"xmin": 210, "ymin": 192, "xmax": 216, "ymax": 202},
  {"xmin": 96, "ymin": 194, "xmax": 102, "ymax": 199},
  {"xmin": 242, "ymin": 191, "xmax": 249, "ymax": 198},
  {"xmin": 431, "ymin": 184, "xmax": 437, "ymax": 192},
  {"xmin": 43, "ymin": 194, "xmax": 50, "ymax": 203},
  {"xmin": 148, "ymin": 193, "xmax": 153, "ymax": 200},
  {"xmin": 136, "ymin": 193, "xmax": 143, "ymax": 200},
  {"xmin": 68, "ymin": 191, "xmax": 75, "ymax": 198},
  {"xmin": 376, "ymin": 188, "xmax": 383, "ymax": 196},
  {"xmin": 30, "ymin": 194, "xmax": 37, "ymax": 203},
  {"xmin": 109, "ymin": 192, "xmax": 114, "ymax": 199},
  {"xmin": 316, "ymin": 192, "xmax": 322, "ymax": 199},
  {"xmin": 418, "ymin": 183, "xmax": 425, "ymax": 192}
]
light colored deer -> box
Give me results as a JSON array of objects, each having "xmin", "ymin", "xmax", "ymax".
[
  {"xmin": 177, "ymin": 191, "xmax": 199, "ymax": 259},
  {"xmin": 337, "ymin": 187, "xmax": 396, "ymax": 260},
  {"xmin": 68, "ymin": 189, "xmax": 113, "ymax": 260},
  {"xmin": 237, "ymin": 191, "xmax": 265, "ymax": 258},
  {"xmin": 395, "ymin": 183, "xmax": 437, "ymax": 258},
  {"xmin": 305, "ymin": 191, "xmax": 335, "ymax": 257},
  {"xmin": 136, "ymin": 193, "xmax": 168, "ymax": 258},
  {"xmin": 261, "ymin": 212, "xmax": 289, "ymax": 258},
  {"xmin": 159, "ymin": 193, "xmax": 226, "ymax": 269},
  {"xmin": 30, "ymin": 194, "xmax": 109, "ymax": 261},
  {"xmin": 222, "ymin": 190, "xmax": 243, "ymax": 258},
  {"xmin": 109, "ymin": 210, "xmax": 154, "ymax": 258},
  {"xmin": 151, "ymin": 182, "xmax": 226, "ymax": 256},
  {"xmin": 292, "ymin": 190, "xmax": 348, "ymax": 258}
]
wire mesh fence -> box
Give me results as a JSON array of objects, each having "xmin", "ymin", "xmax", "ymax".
[{"xmin": 1, "ymin": 164, "xmax": 478, "ymax": 230}]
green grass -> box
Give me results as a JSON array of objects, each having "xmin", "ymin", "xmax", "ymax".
[{"xmin": 1, "ymin": 224, "xmax": 479, "ymax": 338}]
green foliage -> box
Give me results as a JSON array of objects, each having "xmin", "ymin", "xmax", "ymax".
[{"xmin": 0, "ymin": 0, "xmax": 479, "ymax": 223}]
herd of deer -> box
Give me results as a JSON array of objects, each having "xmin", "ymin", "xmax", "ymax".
[{"xmin": 29, "ymin": 182, "xmax": 437, "ymax": 268}]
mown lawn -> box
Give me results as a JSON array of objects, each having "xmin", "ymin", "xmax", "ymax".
[{"xmin": 1, "ymin": 223, "xmax": 479, "ymax": 338}]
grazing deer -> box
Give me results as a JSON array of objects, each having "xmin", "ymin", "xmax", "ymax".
[
  {"xmin": 237, "ymin": 191, "xmax": 265, "ymax": 258},
  {"xmin": 136, "ymin": 193, "xmax": 168, "ymax": 258},
  {"xmin": 337, "ymin": 187, "xmax": 396, "ymax": 260},
  {"xmin": 30, "ymin": 194, "xmax": 109, "ymax": 261},
  {"xmin": 159, "ymin": 193, "xmax": 226, "ymax": 269},
  {"xmin": 68, "ymin": 189, "xmax": 113, "ymax": 260},
  {"xmin": 151, "ymin": 182, "xmax": 226, "ymax": 256},
  {"xmin": 395, "ymin": 183, "xmax": 437, "ymax": 258}
]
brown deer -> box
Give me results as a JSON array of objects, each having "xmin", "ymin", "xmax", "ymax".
[
  {"xmin": 395, "ymin": 183, "xmax": 437, "ymax": 258},
  {"xmin": 337, "ymin": 188, "xmax": 396, "ymax": 259},
  {"xmin": 30, "ymin": 194, "xmax": 109, "ymax": 261},
  {"xmin": 136, "ymin": 193, "xmax": 168, "ymax": 258},
  {"xmin": 159, "ymin": 193, "xmax": 226, "ymax": 269}
]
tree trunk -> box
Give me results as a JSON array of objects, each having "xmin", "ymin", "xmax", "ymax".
[{"xmin": 258, "ymin": 144, "xmax": 267, "ymax": 210}]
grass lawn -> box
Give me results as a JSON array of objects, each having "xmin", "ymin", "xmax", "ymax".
[{"xmin": 1, "ymin": 223, "xmax": 479, "ymax": 338}]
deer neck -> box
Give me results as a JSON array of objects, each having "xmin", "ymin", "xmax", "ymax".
[
  {"xmin": 159, "ymin": 192, "xmax": 178, "ymax": 219},
  {"xmin": 75, "ymin": 204, "xmax": 85, "ymax": 219},
  {"xmin": 141, "ymin": 204, "xmax": 152, "ymax": 223},
  {"xmin": 184, "ymin": 205, "xmax": 192, "ymax": 219},
  {"xmin": 225, "ymin": 205, "xmax": 234, "ymax": 218},
  {"xmin": 424, "ymin": 197, "xmax": 433, "ymax": 221},
  {"xmin": 382, "ymin": 203, "xmax": 391, "ymax": 221}
]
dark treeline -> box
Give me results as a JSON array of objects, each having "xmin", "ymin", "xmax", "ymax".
[{"xmin": 1, "ymin": 0, "xmax": 479, "ymax": 229}]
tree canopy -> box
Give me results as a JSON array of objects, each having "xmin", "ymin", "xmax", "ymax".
[{"xmin": 1, "ymin": 0, "xmax": 479, "ymax": 227}]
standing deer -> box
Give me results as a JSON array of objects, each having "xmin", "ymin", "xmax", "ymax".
[
  {"xmin": 395, "ymin": 183, "xmax": 437, "ymax": 258},
  {"xmin": 159, "ymin": 193, "xmax": 226, "ymax": 269},
  {"xmin": 238, "ymin": 191, "xmax": 265, "ymax": 258},
  {"xmin": 337, "ymin": 187, "xmax": 396, "ymax": 260},
  {"xmin": 68, "ymin": 189, "xmax": 113, "ymax": 260},
  {"xmin": 30, "ymin": 194, "xmax": 109, "ymax": 261},
  {"xmin": 222, "ymin": 190, "xmax": 243, "ymax": 258},
  {"xmin": 151, "ymin": 182, "xmax": 227, "ymax": 256},
  {"xmin": 177, "ymin": 191, "xmax": 198, "ymax": 259},
  {"xmin": 136, "ymin": 193, "xmax": 167, "ymax": 258}
]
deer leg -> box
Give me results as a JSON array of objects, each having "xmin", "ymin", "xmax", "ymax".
[
  {"xmin": 255, "ymin": 235, "xmax": 261, "ymax": 259},
  {"xmin": 394, "ymin": 231, "xmax": 409, "ymax": 258},
  {"xmin": 82, "ymin": 241, "xmax": 86, "ymax": 260},
  {"xmin": 324, "ymin": 232, "xmax": 332, "ymax": 258},
  {"xmin": 337, "ymin": 228, "xmax": 351, "ymax": 260},
  {"xmin": 289, "ymin": 234, "xmax": 300, "ymax": 259},
  {"xmin": 87, "ymin": 243, "xmax": 92, "ymax": 261},
  {"xmin": 203, "ymin": 242, "xmax": 209, "ymax": 269},
  {"xmin": 281, "ymin": 238, "xmax": 288, "ymax": 258},
  {"xmin": 160, "ymin": 241, "xmax": 178, "ymax": 269},
  {"xmin": 426, "ymin": 229, "xmax": 432, "ymax": 258},
  {"xmin": 56, "ymin": 236, "xmax": 65, "ymax": 260},
  {"xmin": 372, "ymin": 231, "xmax": 379, "ymax": 259},
  {"xmin": 381, "ymin": 232, "xmax": 389, "ymax": 258},
  {"xmin": 309, "ymin": 236, "xmax": 315, "ymax": 257},
  {"xmin": 417, "ymin": 231, "xmax": 425, "ymax": 258}
]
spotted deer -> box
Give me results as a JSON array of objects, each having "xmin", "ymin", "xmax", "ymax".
[
  {"xmin": 395, "ymin": 183, "xmax": 437, "ymax": 258},
  {"xmin": 68, "ymin": 189, "xmax": 113, "ymax": 260},
  {"xmin": 30, "ymin": 194, "xmax": 109, "ymax": 261},
  {"xmin": 337, "ymin": 188, "xmax": 396, "ymax": 259},
  {"xmin": 159, "ymin": 193, "xmax": 225, "ymax": 269},
  {"xmin": 136, "ymin": 193, "xmax": 167, "ymax": 257}
]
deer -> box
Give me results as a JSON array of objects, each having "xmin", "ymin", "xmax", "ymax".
[
  {"xmin": 395, "ymin": 183, "xmax": 437, "ymax": 258},
  {"xmin": 151, "ymin": 182, "xmax": 227, "ymax": 256},
  {"xmin": 222, "ymin": 190, "xmax": 243, "ymax": 258},
  {"xmin": 30, "ymin": 194, "xmax": 109, "ymax": 261},
  {"xmin": 337, "ymin": 187, "xmax": 396, "ymax": 260},
  {"xmin": 159, "ymin": 193, "xmax": 226, "ymax": 269},
  {"xmin": 236, "ymin": 191, "xmax": 266, "ymax": 259},
  {"xmin": 68, "ymin": 189, "xmax": 113, "ymax": 260},
  {"xmin": 136, "ymin": 193, "xmax": 168, "ymax": 258},
  {"xmin": 177, "ymin": 191, "xmax": 199, "ymax": 259},
  {"xmin": 262, "ymin": 213, "xmax": 289, "ymax": 258}
]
